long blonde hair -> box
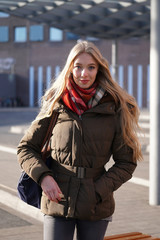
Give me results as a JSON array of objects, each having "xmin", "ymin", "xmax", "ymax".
[{"xmin": 39, "ymin": 41, "xmax": 142, "ymax": 161}]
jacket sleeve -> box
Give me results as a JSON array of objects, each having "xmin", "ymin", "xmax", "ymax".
[
  {"xmin": 94, "ymin": 112, "xmax": 137, "ymax": 200},
  {"xmin": 17, "ymin": 115, "xmax": 53, "ymax": 184}
]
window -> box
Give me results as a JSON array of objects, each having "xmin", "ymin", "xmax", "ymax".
[
  {"xmin": 86, "ymin": 36, "xmax": 99, "ymax": 41},
  {"xmin": 29, "ymin": 25, "xmax": 43, "ymax": 41},
  {"xmin": 66, "ymin": 32, "xmax": 80, "ymax": 40},
  {"xmin": 14, "ymin": 27, "xmax": 27, "ymax": 42},
  {"xmin": 0, "ymin": 26, "xmax": 9, "ymax": 42},
  {"xmin": 0, "ymin": 12, "xmax": 9, "ymax": 18},
  {"xmin": 49, "ymin": 27, "xmax": 63, "ymax": 42}
]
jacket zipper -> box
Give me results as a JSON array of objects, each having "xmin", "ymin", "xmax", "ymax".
[{"xmin": 78, "ymin": 114, "xmax": 83, "ymax": 169}]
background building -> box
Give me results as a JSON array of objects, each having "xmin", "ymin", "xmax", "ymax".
[{"xmin": 0, "ymin": 12, "xmax": 150, "ymax": 108}]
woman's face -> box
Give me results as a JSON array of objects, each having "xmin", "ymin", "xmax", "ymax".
[{"xmin": 72, "ymin": 52, "xmax": 99, "ymax": 89}]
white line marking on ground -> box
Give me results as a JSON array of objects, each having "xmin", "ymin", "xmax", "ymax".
[
  {"xmin": 129, "ymin": 177, "xmax": 149, "ymax": 187},
  {"xmin": 0, "ymin": 145, "xmax": 17, "ymax": 154},
  {"xmin": 10, "ymin": 126, "xmax": 28, "ymax": 134}
]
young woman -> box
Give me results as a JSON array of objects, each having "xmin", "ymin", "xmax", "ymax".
[{"xmin": 17, "ymin": 41, "xmax": 142, "ymax": 240}]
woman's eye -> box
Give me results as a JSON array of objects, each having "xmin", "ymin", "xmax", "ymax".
[
  {"xmin": 89, "ymin": 66, "xmax": 95, "ymax": 70},
  {"xmin": 75, "ymin": 66, "xmax": 81, "ymax": 69}
]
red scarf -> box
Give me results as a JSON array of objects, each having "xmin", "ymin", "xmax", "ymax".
[{"xmin": 62, "ymin": 77, "xmax": 97, "ymax": 115}]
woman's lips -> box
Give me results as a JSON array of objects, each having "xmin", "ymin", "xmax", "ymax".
[{"xmin": 80, "ymin": 80, "xmax": 89, "ymax": 84}]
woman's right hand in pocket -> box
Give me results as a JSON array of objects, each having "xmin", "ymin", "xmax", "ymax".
[{"xmin": 41, "ymin": 175, "xmax": 63, "ymax": 202}]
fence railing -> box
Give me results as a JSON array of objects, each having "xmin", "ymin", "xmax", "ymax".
[{"xmin": 29, "ymin": 64, "xmax": 150, "ymax": 108}]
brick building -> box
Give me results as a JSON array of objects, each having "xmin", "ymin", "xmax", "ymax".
[{"xmin": 0, "ymin": 12, "xmax": 150, "ymax": 108}]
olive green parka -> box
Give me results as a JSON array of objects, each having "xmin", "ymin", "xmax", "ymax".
[{"xmin": 17, "ymin": 93, "xmax": 137, "ymax": 221}]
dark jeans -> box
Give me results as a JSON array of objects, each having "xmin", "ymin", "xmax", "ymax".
[{"xmin": 44, "ymin": 215, "xmax": 109, "ymax": 240}]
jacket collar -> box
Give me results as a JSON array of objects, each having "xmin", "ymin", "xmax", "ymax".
[{"xmin": 53, "ymin": 95, "xmax": 117, "ymax": 116}]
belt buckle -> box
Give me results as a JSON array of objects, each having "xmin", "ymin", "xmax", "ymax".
[{"xmin": 77, "ymin": 167, "xmax": 85, "ymax": 178}]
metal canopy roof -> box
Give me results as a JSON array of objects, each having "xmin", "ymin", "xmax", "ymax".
[{"xmin": 0, "ymin": 0, "xmax": 150, "ymax": 39}]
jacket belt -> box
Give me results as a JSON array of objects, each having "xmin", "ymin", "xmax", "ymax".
[{"xmin": 52, "ymin": 160, "xmax": 105, "ymax": 179}]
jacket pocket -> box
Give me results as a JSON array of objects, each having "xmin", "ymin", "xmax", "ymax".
[
  {"xmin": 41, "ymin": 193, "xmax": 66, "ymax": 216},
  {"xmin": 94, "ymin": 192, "xmax": 115, "ymax": 220},
  {"xmin": 93, "ymin": 179, "xmax": 115, "ymax": 220},
  {"xmin": 41, "ymin": 173, "xmax": 70, "ymax": 217},
  {"xmin": 55, "ymin": 173, "xmax": 70, "ymax": 202}
]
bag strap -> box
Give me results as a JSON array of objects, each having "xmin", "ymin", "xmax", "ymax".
[{"xmin": 41, "ymin": 111, "xmax": 59, "ymax": 161}]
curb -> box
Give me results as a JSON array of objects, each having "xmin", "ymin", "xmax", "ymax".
[{"xmin": 0, "ymin": 188, "xmax": 43, "ymax": 223}]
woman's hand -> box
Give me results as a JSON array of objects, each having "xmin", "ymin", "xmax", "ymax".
[{"xmin": 41, "ymin": 175, "xmax": 63, "ymax": 202}]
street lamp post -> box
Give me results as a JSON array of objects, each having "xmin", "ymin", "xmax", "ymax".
[{"xmin": 149, "ymin": 0, "xmax": 160, "ymax": 205}]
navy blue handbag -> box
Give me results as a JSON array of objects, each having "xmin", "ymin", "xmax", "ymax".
[
  {"xmin": 17, "ymin": 112, "xmax": 58, "ymax": 208},
  {"xmin": 17, "ymin": 170, "xmax": 42, "ymax": 208}
]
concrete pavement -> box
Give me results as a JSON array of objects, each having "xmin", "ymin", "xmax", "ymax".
[{"xmin": 0, "ymin": 108, "xmax": 160, "ymax": 239}]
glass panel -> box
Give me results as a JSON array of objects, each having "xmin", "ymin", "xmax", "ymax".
[
  {"xmin": 49, "ymin": 27, "xmax": 63, "ymax": 41},
  {"xmin": 0, "ymin": 11, "xmax": 9, "ymax": 17},
  {"xmin": 14, "ymin": 27, "xmax": 27, "ymax": 42},
  {"xmin": 29, "ymin": 25, "xmax": 43, "ymax": 41},
  {"xmin": 0, "ymin": 26, "xmax": 9, "ymax": 42},
  {"xmin": 66, "ymin": 32, "xmax": 80, "ymax": 40}
]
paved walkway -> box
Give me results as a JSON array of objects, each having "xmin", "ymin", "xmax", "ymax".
[{"xmin": 0, "ymin": 108, "xmax": 160, "ymax": 240}]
